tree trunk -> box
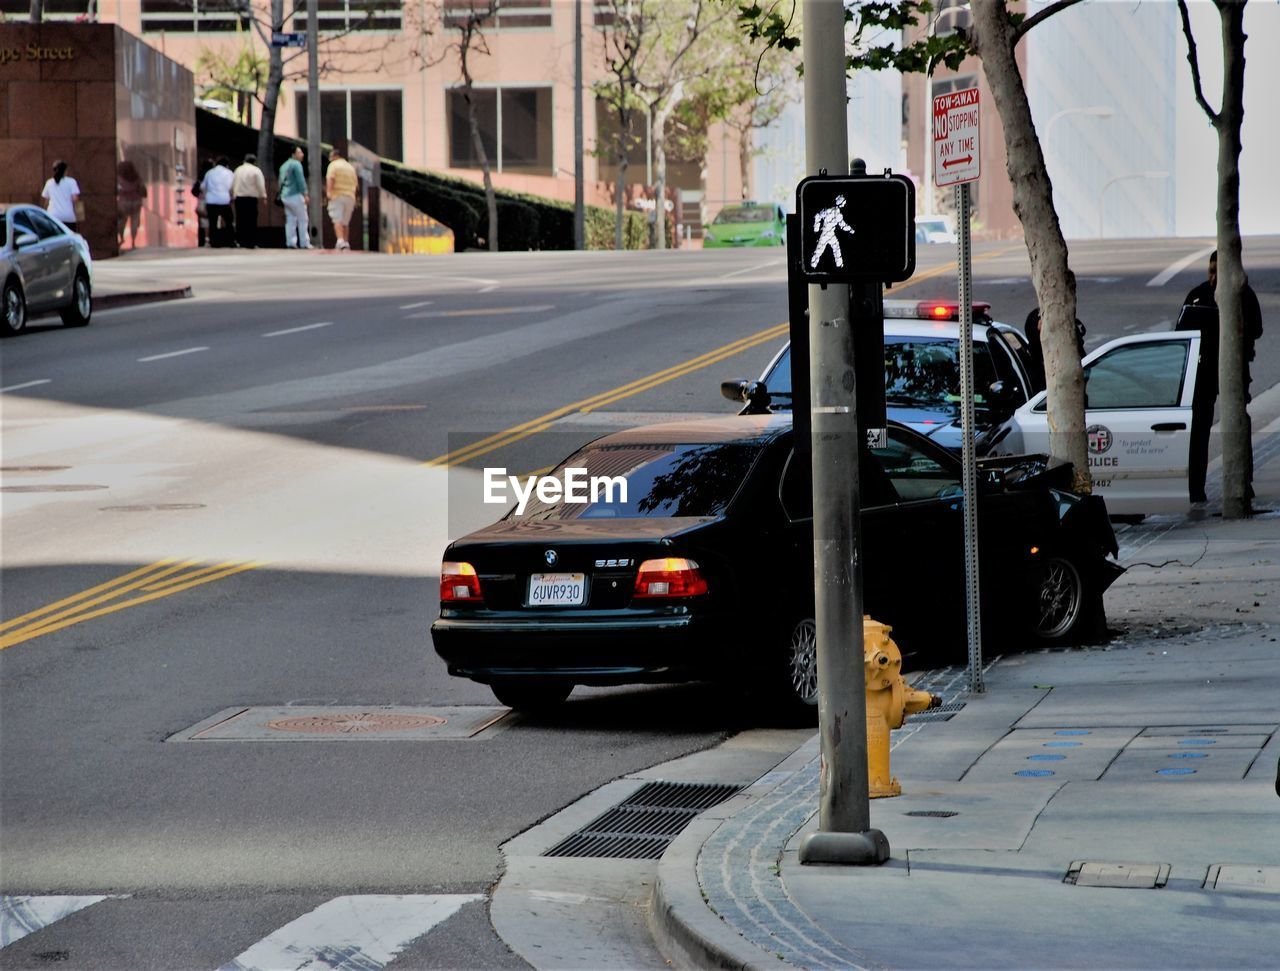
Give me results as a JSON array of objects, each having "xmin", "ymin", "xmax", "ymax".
[
  {"xmin": 614, "ymin": 142, "xmax": 628, "ymax": 250},
  {"xmin": 1214, "ymin": 2, "xmax": 1249, "ymax": 518},
  {"xmin": 29, "ymin": 0, "xmax": 43, "ymax": 23},
  {"xmin": 971, "ymin": 4, "xmax": 1090, "ymax": 493},
  {"xmin": 651, "ymin": 87, "xmax": 681, "ymax": 251},
  {"xmin": 466, "ymin": 92, "xmax": 499, "ymax": 251},
  {"xmin": 256, "ymin": 0, "xmax": 286, "ymax": 182},
  {"xmin": 738, "ymin": 125, "xmax": 751, "ymax": 200}
]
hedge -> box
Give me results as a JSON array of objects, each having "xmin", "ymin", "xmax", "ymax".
[{"xmin": 380, "ymin": 159, "xmax": 648, "ymax": 251}]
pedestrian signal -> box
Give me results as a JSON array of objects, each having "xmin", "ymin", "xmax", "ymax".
[{"xmin": 796, "ymin": 174, "xmax": 916, "ymax": 284}]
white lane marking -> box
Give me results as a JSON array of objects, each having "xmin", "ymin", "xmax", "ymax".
[
  {"xmin": 1147, "ymin": 245, "xmax": 1215, "ymax": 287},
  {"xmin": 399, "ymin": 301, "xmax": 434, "ymax": 310},
  {"xmin": 720, "ymin": 258, "xmax": 784, "ymax": 280},
  {"xmin": 1, "ymin": 895, "xmax": 118, "ymax": 947},
  {"xmin": 407, "ymin": 305, "xmax": 553, "ymax": 319},
  {"xmin": 138, "ymin": 347, "xmax": 208, "ymax": 362},
  {"xmin": 219, "ymin": 894, "xmax": 482, "ymax": 971},
  {"xmin": 0, "ymin": 379, "xmax": 51, "ymax": 393},
  {"xmin": 479, "ymin": 284, "xmax": 499, "ymax": 293},
  {"xmin": 263, "ymin": 322, "xmax": 333, "ymax": 338}
]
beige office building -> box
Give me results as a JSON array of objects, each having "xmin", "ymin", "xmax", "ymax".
[{"xmin": 33, "ymin": 1, "xmax": 751, "ymax": 228}]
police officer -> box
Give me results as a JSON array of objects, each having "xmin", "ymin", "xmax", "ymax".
[{"xmin": 1177, "ymin": 251, "xmax": 1264, "ymax": 505}]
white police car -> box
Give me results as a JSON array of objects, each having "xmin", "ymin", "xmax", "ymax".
[{"xmin": 993, "ymin": 331, "xmax": 1202, "ymax": 516}]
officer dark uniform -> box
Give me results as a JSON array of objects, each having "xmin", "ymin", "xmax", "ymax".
[
  {"xmin": 1023, "ymin": 307, "xmax": 1087, "ymax": 393},
  {"xmin": 1177, "ymin": 251, "xmax": 1264, "ymax": 504}
]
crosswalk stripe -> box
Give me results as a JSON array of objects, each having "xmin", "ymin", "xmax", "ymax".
[
  {"xmin": 218, "ymin": 894, "xmax": 483, "ymax": 971},
  {"xmin": 0, "ymin": 895, "xmax": 117, "ymax": 948}
]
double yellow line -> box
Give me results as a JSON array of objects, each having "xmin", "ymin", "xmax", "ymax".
[
  {"xmin": 0, "ymin": 558, "xmax": 263, "ymax": 650},
  {"xmin": 425, "ymin": 320, "xmax": 790, "ymax": 468}
]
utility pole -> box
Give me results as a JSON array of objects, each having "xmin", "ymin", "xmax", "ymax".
[
  {"xmin": 306, "ymin": 0, "xmax": 322, "ymax": 247},
  {"xmin": 796, "ymin": 0, "xmax": 888, "ymax": 867},
  {"xmin": 574, "ymin": 0, "xmax": 585, "ymax": 250}
]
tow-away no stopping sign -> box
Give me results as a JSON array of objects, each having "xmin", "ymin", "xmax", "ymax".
[{"xmin": 933, "ymin": 87, "xmax": 980, "ymax": 187}]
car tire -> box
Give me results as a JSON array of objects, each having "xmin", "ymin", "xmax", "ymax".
[
  {"xmin": 60, "ymin": 270, "xmax": 92, "ymax": 327},
  {"xmin": 490, "ymin": 678, "xmax": 572, "ymax": 713},
  {"xmin": 764, "ymin": 617, "xmax": 819, "ymax": 724},
  {"xmin": 1031, "ymin": 554, "xmax": 1087, "ymax": 641},
  {"xmin": 2, "ymin": 278, "xmax": 26, "ymax": 336}
]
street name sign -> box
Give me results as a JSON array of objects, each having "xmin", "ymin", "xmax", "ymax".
[
  {"xmin": 271, "ymin": 31, "xmax": 307, "ymax": 47},
  {"xmin": 795, "ymin": 174, "xmax": 915, "ymax": 284},
  {"xmin": 933, "ymin": 87, "xmax": 980, "ymax": 187}
]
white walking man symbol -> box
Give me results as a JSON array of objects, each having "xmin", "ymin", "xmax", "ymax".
[{"xmin": 810, "ymin": 194, "xmax": 854, "ymax": 269}]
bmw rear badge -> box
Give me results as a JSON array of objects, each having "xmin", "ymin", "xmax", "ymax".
[{"xmin": 544, "ymin": 549, "xmax": 558, "ymax": 566}]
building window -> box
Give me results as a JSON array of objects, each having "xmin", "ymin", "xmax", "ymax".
[
  {"xmin": 290, "ymin": 0, "xmax": 403, "ymax": 32},
  {"xmin": 932, "ymin": 74, "xmax": 977, "ymax": 98},
  {"xmin": 932, "ymin": 0, "xmax": 971, "ymax": 36},
  {"xmin": 140, "ymin": 0, "xmax": 252, "ymax": 32},
  {"xmin": 0, "ymin": 0, "xmax": 93, "ymax": 19},
  {"xmin": 444, "ymin": 0, "xmax": 551, "ymax": 30},
  {"xmin": 447, "ymin": 87, "xmax": 552, "ymax": 175},
  {"xmin": 296, "ymin": 88, "xmax": 404, "ymax": 161}
]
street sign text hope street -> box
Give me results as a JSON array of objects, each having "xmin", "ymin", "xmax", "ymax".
[{"xmin": 933, "ymin": 88, "xmax": 980, "ymax": 187}]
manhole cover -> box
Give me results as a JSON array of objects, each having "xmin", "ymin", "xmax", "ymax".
[
  {"xmin": 0, "ymin": 484, "xmax": 108, "ymax": 493},
  {"xmin": 266, "ymin": 712, "xmax": 447, "ymax": 734}
]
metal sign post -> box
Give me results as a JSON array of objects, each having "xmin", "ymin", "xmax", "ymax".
[{"xmin": 933, "ymin": 87, "xmax": 983, "ymax": 693}]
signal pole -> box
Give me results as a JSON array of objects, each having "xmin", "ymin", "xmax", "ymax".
[
  {"xmin": 796, "ymin": 0, "xmax": 889, "ymax": 867},
  {"xmin": 306, "ymin": 0, "xmax": 322, "ymax": 246}
]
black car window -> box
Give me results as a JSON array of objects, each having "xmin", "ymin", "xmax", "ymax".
[
  {"xmin": 1081, "ymin": 341, "xmax": 1189, "ymax": 409},
  {"xmin": 761, "ymin": 345, "xmax": 792, "ymax": 397},
  {"xmin": 514, "ymin": 441, "xmax": 763, "ymax": 521},
  {"xmin": 871, "ymin": 430, "xmax": 961, "ymax": 502},
  {"xmin": 715, "ymin": 207, "xmax": 773, "ymax": 224},
  {"xmin": 27, "ymin": 210, "xmax": 65, "ymax": 240},
  {"xmin": 11, "ymin": 210, "xmax": 39, "ymax": 240},
  {"xmin": 998, "ymin": 329, "xmax": 1039, "ymax": 388},
  {"xmin": 779, "ymin": 447, "xmax": 898, "ymax": 522}
]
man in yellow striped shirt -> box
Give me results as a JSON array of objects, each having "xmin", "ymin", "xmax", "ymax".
[{"xmin": 325, "ymin": 149, "xmax": 359, "ymax": 251}]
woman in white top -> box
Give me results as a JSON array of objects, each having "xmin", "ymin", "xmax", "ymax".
[{"xmin": 41, "ymin": 160, "xmax": 81, "ymax": 231}]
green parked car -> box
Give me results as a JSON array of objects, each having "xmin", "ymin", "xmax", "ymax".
[{"xmin": 703, "ymin": 202, "xmax": 787, "ymax": 248}]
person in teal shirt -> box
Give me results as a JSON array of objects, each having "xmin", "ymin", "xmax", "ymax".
[{"xmin": 278, "ymin": 146, "xmax": 311, "ymax": 249}]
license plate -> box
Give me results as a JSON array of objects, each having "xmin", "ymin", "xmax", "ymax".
[{"xmin": 527, "ymin": 573, "xmax": 586, "ymax": 606}]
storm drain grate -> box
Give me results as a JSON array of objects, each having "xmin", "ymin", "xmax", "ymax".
[
  {"xmin": 908, "ymin": 701, "xmax": 966, "ymax": 723},
  {"xmin": 544, "ymin": 781, "xmax": 743, "ymax": 860}
]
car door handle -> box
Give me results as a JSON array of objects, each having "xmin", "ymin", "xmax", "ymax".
[{"xmin": 1151, "ymin": 422, "xmax": 1186, "ymax": 431}]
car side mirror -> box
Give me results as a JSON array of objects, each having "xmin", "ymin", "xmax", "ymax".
[
  {"xmin": 14, "ymin": 232, "xmax": 39, "ymax": 248},
  {"xmin": 987, "ymin": 380, "xmax": 1020, "ymax": 405},
  {"xmin": 720, "ymin": 379, "xmax": 750, "ymax": 403}
]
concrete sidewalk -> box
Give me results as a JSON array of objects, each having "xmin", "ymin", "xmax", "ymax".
[
  {"xmin": 91, "ymin": 250, "xmax": 194, "ymax": 310},
  {"xmin": 651, "ymin": 438, "xmax": 1280, "ymax": 968}
]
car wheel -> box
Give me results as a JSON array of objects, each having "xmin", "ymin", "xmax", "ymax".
[
  {"xmin": 60, "ymin": 270, "xmax": 92, "ymax": 327},
  {"xmin": 2, "ymin": 278, "xmax": 26, "ymax": 336},
  {"xmin": 761, "ymin": 617, "xmax": 819, "ymax": 724},
  {"xmin": 490, "ymin": 679, "xmax": 572, "ymax": 713},
  {"xmin": 1032, "ymin": 555, "xmax": 1085, "ymax": 640}
]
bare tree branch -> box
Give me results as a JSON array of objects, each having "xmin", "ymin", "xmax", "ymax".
[
  {"xmin": 1011, "ymin": 0, "xmax": 1085, "ymax": 44},
  {"xmin": 1177, "ymin": 0, "xmax": 1221, "ymax": 127}
]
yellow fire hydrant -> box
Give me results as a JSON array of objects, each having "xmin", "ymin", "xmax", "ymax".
[{"xmin": 864, "ymin": 616, "xmax": 939, "ymax": 798}]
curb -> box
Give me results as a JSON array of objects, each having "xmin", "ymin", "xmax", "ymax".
[
  {"xmin": 92, "ymin": 286, "xmax": 192, "ymax": 311},
  {"xmin": 648, "ymin": 736, "xmax": 821, "ymax": 971}
]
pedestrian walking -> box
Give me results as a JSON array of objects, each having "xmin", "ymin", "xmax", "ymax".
[
  {"xmin": 41, "ymin": 160, "xmax": 82, "ymax": 233},
  {"xmin": 201, "ymin": 156, "xmax": 235, "ymax": 248},
  {"xmin": 116, "ymin": 159, "xmax": 147, "ymax": 250},
  {"xmin": 278, "ymin": 146, "xmax": 312, "ymax": 250},
  {"xmin": 1177, "ymin": 250, "xmax": 1264, "ymax": 504},
  {"xmin": 325, "ymin": 148, "xmax": 358, "ymax": 250},
  {"xmin": 231, "ymin": 154, "xmax": 267, "ymax": 249}
]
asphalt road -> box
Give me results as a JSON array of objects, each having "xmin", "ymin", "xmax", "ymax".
[{"xmin": 1, "ymin": 236, "xmax": 1277, "ymax": 970}]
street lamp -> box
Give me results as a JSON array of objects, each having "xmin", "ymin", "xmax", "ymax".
[
  {"xmin": 921, "ymin": 3, "xmax": 971, "ymax": 212},
  {"xmin": 1043, "ymin": 105, "xmax": 1114, "ymax": 143},
  {"xmin": 1098, "ymin": 170, "xmax": 1169, "ymax": 239}
]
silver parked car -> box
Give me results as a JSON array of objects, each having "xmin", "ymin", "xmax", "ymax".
[{"xmin": 1, "ymin": 203, "xmax": 93, "ymax": 336}]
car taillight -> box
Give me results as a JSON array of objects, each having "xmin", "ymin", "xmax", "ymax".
[
  {"xmin": 633, "ymin": 558, "xmax": 708, "ymax": 599},
  {"xmin": 440, "ymin": 561, "xmax": 483, "ymax": 602}
]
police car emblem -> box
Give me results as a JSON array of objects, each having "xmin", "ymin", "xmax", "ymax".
[
  {"xmin": 1087, "ymin": 425, "xmax": 1113, "ymax": 455},
  {"xmin": 544, "ymin": 549, "xmax": 558, "ymax": 566}
]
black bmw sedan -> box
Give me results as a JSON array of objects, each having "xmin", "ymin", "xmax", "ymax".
[{"xmin": 432, "ymin": 416, "xmax": 1122, "ymax": 713}]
